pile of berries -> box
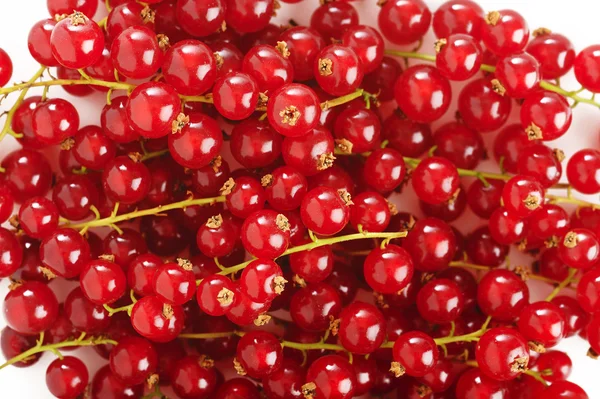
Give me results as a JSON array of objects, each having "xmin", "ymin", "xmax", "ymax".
[{"xmin": 1, "ymin": 0, "xmax": 600, "ymax": 398}]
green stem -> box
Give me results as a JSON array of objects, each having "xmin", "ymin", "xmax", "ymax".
[
  {"xmin": 547, "ymin": 194, "xmax": 600, "ymax": 210},
  {"xmin": 0, "ymin": 334, "xmax": 117, "ymax": 370},
  {"xmin": 0, "ymin": 77, "xmax": 134, "ymax": 95},
  {"xmin": 0, "ymin": 66, "xmax": 47, "ymax": 143},
  {"xmin": 385, "ymin": 49, "xmax": 600, "ymax": 109},
  {"xmin": 103, "ymin": 303, "xmax": 134, "ymax": 316},
  {"xmin": 212, "ymin": 230, "xmax": 408, "ymax": 279},
  {"xmin": 545, "ymin": 268, "xmax": 578, "ymax": 301},
  {"xmin": 64, "ymin": 195, "xmax": 226, "ymax": 231}
]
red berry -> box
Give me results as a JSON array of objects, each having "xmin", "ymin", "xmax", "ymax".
[
  {"xmin": 502, "ymin": 175, "xmax": 545, "ymax": 218},
  {"xmin": 518, "ymin": 301, "xmax": 566, "ymax": 349},
  {"xmin": 130, "ymin": 295, "xmax": 185, "ymax": 342},
  {"xmin": 171, "ymin": 355, "xmax": 218, "ymax": 398},
  {"xmin": 478, "ymin": 269, "xmax": 529, "ymax": 321},
  {"xmin": 175, "ymin": 0, "xmax": 226, "ymax": 37},
  {"xmin": 236, "ymin": 331, "xmax": 283, "ymax": 378},
  {"xmin": 91, "ymin": 365, "xmax": 144, "ymax": 399},
  {"xmin": 378, "ymin": 0, "xmax": 431, "ymax": 45},
  {"xmin": 436, "ymin": 34, "xmax": 483, "ymax": 81},
  {"xmin": 80, "ymin": 258, "xmax": 126, "ymax": 305},
  {"xmin": 432, "ymin": 0, "xmax": 484, "ymax": 39},
  {"xmin": 40, "ymin": 228, "xmax": 91, "ymax": 278},
  {"xmin": 527, "ymin": 31, "xmax": 575, "ymax": 79},
  {"xmin": 50, "ymin": 12, "xmax": 104, "ymax": 69},
  {"xmin": 300, "ymin": 186, "xmax": 351, "ymax": 236},
  {"xmin": 46, "ymin": 356, "xmax": 89, "ymax": 399},
  {"xmin": 289, "ymin": 282, "xmax": 341, "ymax": 331},
  {"xmin": 404, "ymin": 217, "xmax": 456, "ymax": 272},
  {"xmin": 393, "ymin": 331, "xmax": 438, "ymax": 377},
  {"xmin": 267, "ymin": 83, "xmax": 321, "ymax": 137},
  {"xmin": 334, "ymin": 107, "xmax": 381, "ymax": 153},
  {"xmin": 162, "ymin": 39, "xmax": 217, "ymax": 96},
  {"xmin": 224, "ymin": 176, "xmax": 266, "ymax": 219},
  {"xmin": 212, "ymin": 71, "xmax": 259, "ymax": 120},
  {"xmin": 127, "ymin": 82, "xmax": 181, "ymax": 138},
  {"xmin": 169, "ymin": 113, "xmax": 222, "ymax": 169},
  {"xmin": 567, "ymin": 149, "xmax": 600, "ymax": 194},
  {"xmin": 476, "ymin": 327, "xmax": 529, "ymax": 381},
  {"xmin": 394, "ymin": 65, "xmax": 452, "ymax": 123},
  {"xmin": 225, "ymin": 0, "xmax": 274, "ymax": 34},
  {"xmin": 240, "ymin": 258, "xmax": 284, "ymax": 303},
  {"xmin": 574, "ymin": 45, "xmax": 600, "ymax": 93},
  {"xmin": 4, "ymin": 281, "xmax": 58, "ymax": 335},
  {"xmin": 305, "ymin": 355, "xmax": 356, "ymax": 399},
  {"xmin": 455, "ymin": 368, "xmax": 507, "ymax": 399},
  {"xmin": 341, "ymin": 25, "xmax": 384, "ymax": 73},
  {"xmin": 241, "ymin": 210, "xmax": 291, "ymax": 259},
  {"xmin": 338, "ymin": 301, "xmax": 386, "ymax": 354},
  {"xmin": 412, "ymin": 156, "xmax": 460, "ymax": 205},
  {"xmin": 314, "ymin": 45, "xmax": 364, "ymax": 96},
  {"xmin": 481, "ymin": 9, "xmax": 529, "ymax": 56},
  {"xmin": 111, "ymin": 26, "xmax": 163, "ymax": 79},
  {"xmin": 310, "ymin": 1, "xmax": 358, "ymax": 40},
  {"xmin": 417, "ymin": 278, "xmax": 464, "ymax": 323},
  {"xmin": 1, "ymin": 327, "xmax": 41, "ymax": 368},
  {"xmin": 31, "ymin": 98, "xmax": 80, "ymax": 145},
  {"xmin": 128, "ymin": 253, "xmax": 162, "ymax": 297},
  {"xmin": 558, "ymin": 228, "xmax": 600, "ymax": 270},
  {"xmin": 279, "ymin": 26, "xmax": 326, "ymax": 82}
]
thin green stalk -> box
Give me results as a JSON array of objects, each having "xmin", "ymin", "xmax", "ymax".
[
  {"xmin": 212, "ymin": 230, "xmax": 408, "ymax": 279},
  {"xmin": 385, "ymin": 49, "xmax": 600, "ymax": 109},
  {"xmin": 545, "ymin": 268, "xmax": 578, "ymax": 301}
]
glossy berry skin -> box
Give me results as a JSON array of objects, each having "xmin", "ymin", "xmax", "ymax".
[
  {"xmin": 502, "ymin": 175, "xmax": 544, "ymax": 219},
  {"xmin": 0, "ymin": 228, "xmax": 21, "ymax": 279},
  {"xmin": 378, "ymin": 0, "xmax": 431, "ymax": 45},
  {"xmin": 536, "ymin": 350, "xmax": 572, "ymax": 383},
  {"xmin": 1, "ymin": 327, "xmax": 41, "ymax": 368},
  {"xmin": 28, "ymin": 19, "xmax": 59, "ymax": 67},
  {"xmin": 32, "ymin": 98, "xmax": 80, "ymax": 145},
  {"xmin": 197, "ymin": 216, "xmax": 236, "ymax": 258},
  {"xmin": 433, "ymin": 122, "xmax": 484, "ymax": 170},
  {"xmin": 127, "ymin": 82, "xmax": 181, "ymax": 138},
  {"xmin": 214, "ymin": 378, "xmax": 260, "ymax": 399},
  {"xmin": 517, "ymin": 144, "xmax": 563, "ymax": 188},
  {"xmin": 111, "ymin": 26, "xmax": 163, "ymax": 79},
  {"xmin": 334, "ymin": 107, "xmax": 380, "ymax": 153},
  {"xmin": 404, "ymin": 217, "xmax": 456, "ymax": 272},
  {"xmin": 495, "ymin": 52, "xmax": 540, "ymax": 98},
  {"xmin": 577, "ymin": 268, "xmax": 600, "ymax": 314},
  {"xmin": 70, "ymin": 127, "xmax": 115, "ymax": 171},
  {"xmin": 196, "ymin": 275, "xmax": 236, "ymax": 316},
  {"xmin": 363, "ymin": 244, "xmax": 413, "ymax": 294},
  {"xmin": 225, "ymin": 177, "xmax": 266, "ymax": 219},
  {"xmin": 243, "ymin": 44, "xmax": 294, "ymax": 92},
  {"xmin": 267, "ymin": 83, "xmax": 321, "ymax": 137},
  {"xmin": 241, "ymin": 210, "xmax": 290, "ymax": 259},
  {"xmin": 105, "ymin": 2, "xmax": 154, "ymax": 41},
  {"xmin": 64, "ymin": 287, "xmax": 110, "ymax": 333},
  {"xmin": 300, "ymin": 186, "xmax": 351, "ymax": 236},
  {"xmin": 171, "ymin": 356, "xmax": 218, "ymax": 399},
  {"xmin": 109, "ymin": 337, "xmax": 157, "ymax": 386},
  {"xmin": 46, "ymin": 356, "xmax": 89, "ymax": 399},
  {"xmin": 103, "ymin": 228, "xmax": 147, "ymax": 269},
  {"xmin": 281, "ymin": 125, "xmax": 335, "ymax": 177},
  {"xmin": 417, "ymin": 278, "xmax": 464, "ymax": 323},
  {"xmin": 102, "ymin": 156, "xmax": 151, "ymax": 205},
  {"xmin": 279, "ymin": 26, "xmax": 326, "ymax": 82},
  {"xmin": 262, "ymin": 359, "xmax": 304, "ymax": 399},
  {"xmin": 169, "ymin": 113, "xmax": 222, "ymax": 169},
  {"xmin": 290, "ymin": 282, "xmax": 341, "ymax": 331},
  {"xmin": 567, "ymin": 149, "xmax": 600, "ymax": 194},
  {"xmin": 394, "ymin": 65, "xmax": 451, "ymax": 123},
  {"xmin": 521, "ymin": 91, "xmax": 572, "ymax": 142},
  {"xmin": 212, "ymin": 72, "xmax": 259, "ymax": 120},
  {"xmin": 392, "ymin": 331, "xmax": 438, "ymax": 377},
  {"xmin": 128, "ymin": 254, "xmax": 162, "ymax": 297},
  {"xmin": 544, "ymin": 381, "xmax": 589, "ymax": 399},
  {"xmin": 432, "ymin": 0, "xmax": 484, "ymax": 39},
  {"xmin": 90, "ymin": 365, "xmax": 144, "ymax": 399},
  {"xmin": 236, "ymin": 331, "xmax": 283, "ymax": 379},
  {"xmin": 574, "ymin": 45, "xmax": 600, "ymax": 93},
  {"xmin": 518, "ymin": 301, "xmax": 566, "ymax": 349},
  {"xmin": 488, "ymin": 207, "xmax": 527, "ymax": 245},
  {"xmin": 310, "ymin": 1, "xmax": 358, "ymax": 41},
  {"xmin": 478, "ymin": 269, "xmax": 529, "ymax": 321},
  {"xmin": 230, "ymin": 119, "xmax": 280, "ymax": 168},
  {"xmin": 411, "ymin": 156, "xmax": 459, "ymax": 205},
  {"xmin": 4, "ymin": 282, "xmax": 58, "ymax": 335},
  {"xmin": 455, "ymin": 368, "xmax": 507, "ymax": 399},
  {"xmin": 18, "ymin": 196, "xmax": 59, "ymax": 239},
  {"xmin": 0, "ymin": 186, "xmax": 14, "ymax": 224},
  {"xmin": 554, "ymin": 297, "xmax": 587, "ymax": 338},
  {"xmin": 338, "ymin": 301, "xmax": 386, "ymax": 354},
  {"xmin": 289, "ymin": 241, "xmax": 333, "ymax": 284},
  {"xmin": 558, "ymin": 228, "xmax": 600, "ymax": 270},
  {"xmin": 263, "ymin": 166, "xmax": 307, "ymax": 211},
  {"xmin": 527, "ymin": 32, "xmax": 575, "ymax": 79},
  {"xmin": 341, "ymin": 25, "xmax": 384, "ymax": 73},
  {"xmin": 47, "ymin": 0, "xmax": 98, "ymax": 16},
  {"xmin": 314, "ymin": 45, "xmax": 364, "ymax": 96},
  {"xmin": 40, "ymin": 228, "xmax": 91, "ymax": 278},
  {"xmin": 153, "ymin": 262, "xmax": 196, "ymax": 306},
  {"xmin": 475, "ymin": 327, "xmax": 529, "ymax": 381},
  {"xmin": 101, "ymin": 96, "xmax": 139, "ymax": 143},
  {"xmin": 362, "ymin": 148, "xmax": 406, "ymax": 193},
  {"xmin": 362, "ymin": 56, "xmax": 403, "ymax": 102},
  {"xmin": 458, "ymin": 78, "xmax": 512, "ymax": 132},
  {"xmin": 225, "ymin": 0, "xmax": 274, "ymax": 34},
  {"xmin": 305, "ymin": 355, "xmax": 356, "ymax": 399},
  {"xmin": 349, "ymin": 191, "xmax": 390, "ymax": 232},
  {"xmin": 80, "ymin": 259, "xmax": 126, "ymax": 305},
  {"xmin": 481, "ymin": 9, "xmax": 529, "ymax": 57},
  {"xmin": 50, "ymin": 12, "xmax": 104, "ymax": 69},
  {"xmin": 239, "ymin": 259, "xmax": 284, "ymax": 303},
  {"xmin": 436, "ymin": 34, "xmax": 483, "ymax": 81},
  {"xmin": 175, "ymin": 0, "xmax": 225, "ymax": 37},
  {"xmin": 130, "ymin": 296, "xmax": 185, "ymax": 343},
  {"xmin": 1, "ymin": 149, "xmax": 53, "ymax": 203},
  {"xmin": 163, "ymin": 39, "xmax": 216, "ymax": 95}
]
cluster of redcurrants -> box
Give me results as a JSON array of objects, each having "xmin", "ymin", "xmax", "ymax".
[{"xmin": 0, "ymin": 0, "xmax": 600, "ymax": 398}]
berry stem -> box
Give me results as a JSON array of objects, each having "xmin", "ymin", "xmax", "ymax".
[
  {"xmin": 545, "ymin": 268, "xmax": 578, "ymax": 301},
  {"xmin": 210, "ymin": 230, "xmax": 408, "ymax": 280},
  {"xmin": 63, "ymin": 195, "xmax": 226, "ymax": 232},
  {"xmin": 463, "ymin": 359, "xmax": 548, "ymax": 386},
  {"xmin": 0, "ymin": 333, "xmax": 118, "ymax": 371},
  {"xmin": 0, "ymin": 65, "xmax": 47, "ymax": 143},
  {"xmin": 103, "ymin": 303, "xmax": 134, "ymax": 316},
  {"xmin": 385, "ymin": 49, "xmax": 600, "ymax": 109}
]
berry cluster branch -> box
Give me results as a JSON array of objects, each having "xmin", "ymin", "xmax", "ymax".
[
  {"xmin": 209, "ymin": 230, "xmax": 409, "ymax": 280},
  {"xmin": 385, "ymin": 50, "xmax": 600, "ymax": 109},
  {"xmin": 0, "ymin": 332, "xmax": 117, "ymax": 371},
  {"xmin": 545, "ymin": 268, "xmax": 578, "ymax": 301},
  {"xmin": 0, "ymin": 65, "xmax": 46, "ymax": 143},
  {"xmin": 62, "ymin": 195, "xmax": 226, "ymax": 233},
  {"xmin": 463, "ymin": 359, "xmax": 549, "ymax": 386}
]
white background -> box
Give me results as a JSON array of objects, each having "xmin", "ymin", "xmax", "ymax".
[{"xmin": 1, "ymin": 0, "xmax": 600, "ymax": 397}]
